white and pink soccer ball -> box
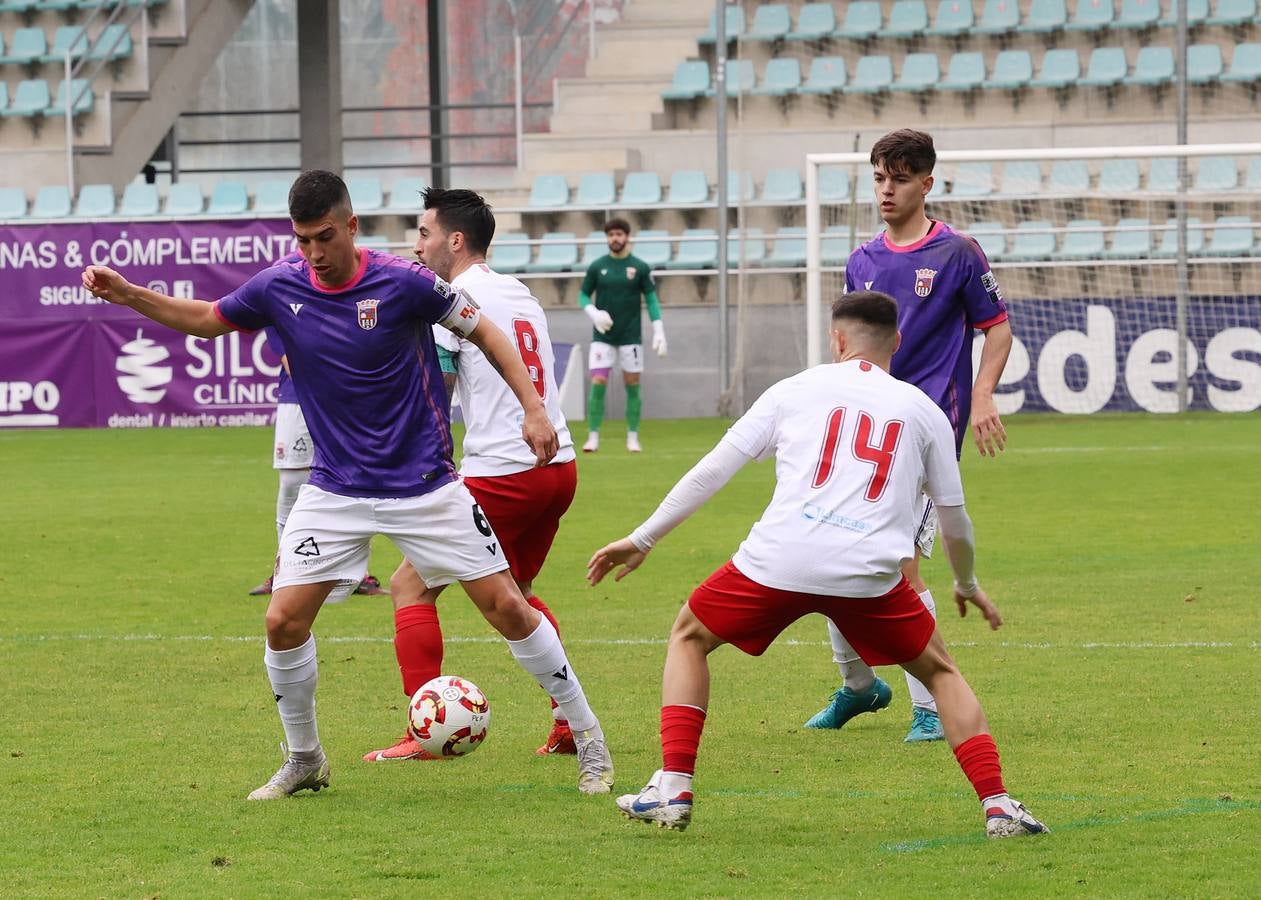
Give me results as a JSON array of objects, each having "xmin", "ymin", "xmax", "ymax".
[{"xmin": 407, "ymin": 675, "xmax": 491, "ymax": 758}]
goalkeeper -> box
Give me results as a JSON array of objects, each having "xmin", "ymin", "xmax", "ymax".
[{"xmin": 579, "ymin": 217, "xmax": 666, "ymax": 453}]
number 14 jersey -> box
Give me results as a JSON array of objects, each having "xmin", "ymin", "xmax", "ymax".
[{"xmin": 724, "ymin": 360, "xmax": 965, "ymax": 598}]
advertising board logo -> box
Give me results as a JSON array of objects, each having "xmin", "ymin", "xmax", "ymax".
[{"xmin": 115, "ymin": 328, "xmax": 172, "ymax": 404}]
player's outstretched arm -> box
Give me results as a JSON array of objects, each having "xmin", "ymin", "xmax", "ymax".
[
  {"xmin": 972, "ymin": 320, "xmax": 1013, "ymax": 457},
  {"xmin": 463, "ymin": 315, "xmax": 558, "ymax": 466},
  {"xmin": 587, "ymin": 538, "xmax": 648, "ymax": 585},
  {"xmin": 937, "ymin": 504, "xmax": 1003, "ymax": 630},
  {"xmin": 81, "ymin": 265, "xmax": 231, "ymax": 339}
]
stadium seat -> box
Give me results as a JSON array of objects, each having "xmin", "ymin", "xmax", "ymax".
[
  {"xmin": 1222, "ymin": 43, "xmax": 1261, "ymax": 83},
  {"xmin": 884, "ymin": 0, "xmax": 930, "ymax": 37},
  {"xmin": 1080, "ymin": 47, "xmax": 1129, "ymax": 86},
  {"xmin": 1246, "ymin": 156, "xmax": 1261, "ymax": 189},
  {"xmin": 983, "ymin": 50, "xmax": 1034, "ymax": 89},
  {"xmin": 1206, "ymin": 215, "xmax": 1254, "ymax": 256},
  {"xmin": 577, "ymin": 230, "xmax": 605, "ymax": 268},
  {"xmin": 1147, "ymin": 157, "xmax": 1181, "ymax": 192},
  {"xmin": 1159, "ymin": 0, "xmax": 1209, "ymax": 24},
  {"xmin": 635, "ymin": 230, "xmax": 673, "ymax": 268},
  {"xmin": 32, "ymin": 185, "xmax": 72, "ymax": 218},
  {"xmin": 0, "ymin": 0, "xmax": 37, "ymax": 11},
  {"xmin": 208, "ymin": 181, "xmax": 249, "ymax": 215},
  {"xmin": 699, "ymin": 5, "xmax": 745, "ymax": 44},
  {"xmin": 977, "ymin": 0, "xmax": 1021, "ymax": 34},
  {"xmin": 1, "ymin": 80, "xmax": 50, "ymax": 117},
  {"xmin": 254, "ymin": 179, "xmax": 291, "ymax": 214},
  {"xmin": 42, "ymin": 26, "xmax": 90, "ymax": 64},
  {"xmin": 667, "ymin": 170, "xmax": 709, "ymax": 205},
  {"xmin": 746, "ymin": 4, "xmax": 791, "ymax": 41},
  {"xmin": 120, "ymin": 182, "xmax": 160, "ymax": 217},
  {"xmin": 1031, "ymin": 48, "xmax": 1081, "ymax": 88},
  {"xmin": 525, "ymin": 232, "xmax": 578, "ymax": 273},
  {"xmin": 801, "ymin": 56, "xmax": 847, "ymax": 94},
  {"xmin": 357, "ymin": 234, "xmax": 390, "ymax": 249},
  {"xmin": 164, "ymin": 183, "xmax": 204, "ymax": 216},
  {"xmin": 819, "ymin": 167, "xmax": 853, "ymax": 202},
  {"xmin": 575, "ymin": 172, "xmax": 616, "ymax": 207},
  {"xmin": 1066, "ymin": 0, "xmax": 1115, "ymax": 32},
  {"xmin": 1058, "ymin": 219, "xmax": 1106, "ymax": 259},
  {"xmin": 966, "ymin": 221, "xmax": 1007, "ymax": 261},
  {"xmin": 666, "ymin": 228, "xmax": 718, "ymax": 269},
  {"xmin": 761, "ymin": 168, "xmax": 804, "ymax": 203},
  {"xmin": 1188, "ymin": 43, "xmax": 1224, "ymax": 83},
  {"xmin": 752, "ymin": 57, "xmax": 802, "ymax": 96},
  {"xmin": 787, "ymin": 3, "xmax": 836, "ymax": 40},
  {"xmin": 727, "ymin": 170, "xmax": 756, "ymax": 204},
  {"xmin": 892, "ymin": 53, "xmax": 940, "ymax": 93},
  {"xmin": 765, "ymin": 227, "xmax": 807, "ymax": 267},
  {"xmin": 821, "ymin": 226, "xmax": 854, "ymax": 265},
  {"xmin": 726, "ymin": 228, "xmax": 766, "ymax": 266},
  {"xmin": 999, "ymin": 161, "xmax": 1044, "ymax": 195},
  {"xmin": 662, "ymin": 61, "xmax": 710, "ymax": 101},
  {"xmin": 620, "ymin": 172, "xmax": 662, "ymax": 205},
  {"xmin": 1194, "ymin": 155, "xmax": 1239, "ymax": 192},
  {"xmin": 1116, "ymin": 0, "xmax": 1161, "ymax": 28},
  {"xmin": 89, "ymin": 24, "xmax": 133, "ymax": 61},
  {"xmin": 837, "ymin": 1, "xmax": 882, "ymax": 38},
  {"xmin": 845, "ymin": 55, "xmax": 894, "ymax": 93},
  {"xmin": 46, "ymin": 79, "xmax": 93, "ymax": 117},
  {"xmin": 939, "ymin": 51, "xmax": 986, "ymax": 91},
  {"xmin": 489, "ymin": 233, "xmax": 531, "ymax": 273},
  {"xmin": 1207, "ymin": 0, "xmax": 1256, "ymax": 26},
  {"xmin": 1018, "ymin": 0, "xmax": 1069, "ymax": 32},
  {"xmin": 1049, "ymin": 160, "xmax": 1091, "ymax": 193},
  {"xmin": 1007, "ymin": 221, "xmax": 1057, "ymax": 260},
  {"xmin": 528, "ymin": 174, "xmax": 568, "ymax": 208},
  {"xmin": 928, "ymin": 0, "xmax": 976, "ymax": 36},
  {"xmin": 1154, "ymin": 216, "xmax": 1204, "ymax": 256},
  {"xmin": 1125, "ymin": 46, "xmax": 1174, "ymax": 85},
  {"xmin": 0, "ymin": 28, "xmax": 46, "ymax": 65},
  {"xmin": 950, "ymin": 162, "xmax": 994, "ymax": 197},
  {"xmin": 1099, "ymin": 158, "xmax": 1142, "ymax": 193},
  {"xmin": 0, "ymin": 186, "xmax": 26, "ymax": 219},
  {"xmin": 74, "ymin": 183, "xmax": 115, "ymax": 218},
  {"xmin": 1104, "ymin": 217, "xmax": 1153, "ymax": 258},
  {"xmin": 385, "ymin": 176, "xmax": 428, "ymax": 212},
  {"xmin": 0, "ymin": 81, "xmax": 6, "ymax": 115},
  {"xmin": 928, "ymin": 175, "xmax": 948, "ymax": 199},
  {"xmin": 346, "ymin": 177, "xmax": 383, "ymax": 213},
  {"xmin": 716, "ymin": 59, "xmax": 756, "ymax": 97}
]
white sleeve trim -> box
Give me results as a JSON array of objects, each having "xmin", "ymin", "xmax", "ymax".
[
  {"xmin": 936, "ymin": 504, "xmax": 978, "ymax": 596},
  {"xmin": 629, "ymin": 439, "xmax": 753, "ymax": 551}
]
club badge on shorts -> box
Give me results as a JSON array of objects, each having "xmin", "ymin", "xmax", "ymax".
[
  {"xmin": 356, "ymin": 298, "xmax": 380, "ymax": 330},
  {"xmin": 914, "ymin": 268, "xmax": 938, "ymax": 298}
]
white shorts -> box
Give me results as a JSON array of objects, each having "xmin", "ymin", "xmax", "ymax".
[
  {"xmin": 914, "ymin": 494, "xmax": 937, "ymax": 559},
  {"xmin": 589, "ymin": 341, "xmax": 644, "ymax": 374},
  {"xmin": 273, "ymin": 480, "xmax": 509, "ymax": 593},
  {"xmin": 273, "ymin": 403, "xmax": 314, "ymax": 470}
]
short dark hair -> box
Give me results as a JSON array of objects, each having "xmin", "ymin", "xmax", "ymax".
[
  {"xmin": 603, "ymin": 217, "xmax": 631, "ymax": 235},
  {"xmin": 870, "ymin": 129, "xmax": 936, "ymax": 176},
  {"xmin": 422, "ymin": 187, "xmax": 496, "ymax": 255},
  {"xmin": 288, "ymin": 170, "xmax": 352, "ymax": 222},
  {"xmin": 832, "ymin": 290, "xmax": 899, "ymax": 334}
]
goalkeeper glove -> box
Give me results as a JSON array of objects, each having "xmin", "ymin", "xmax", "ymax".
[
  {"xmin": 651, "ymin": 320, "xmax": 667, "ymax": 357},
  {"xmin": 583, "ymin": 304, "xmax": 614, "ymax": 333}
]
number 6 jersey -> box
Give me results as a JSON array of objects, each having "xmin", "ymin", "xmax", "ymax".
[{"xmin": 724, "ymin": 359, "xmax": 965, "ymax": 598}]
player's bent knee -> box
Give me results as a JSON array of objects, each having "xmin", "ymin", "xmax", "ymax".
[{"xmin": 669, "ymin": 604, "xmax": 723, "ymax": 652}]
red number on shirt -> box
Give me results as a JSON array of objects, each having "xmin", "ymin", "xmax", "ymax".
[
  {"xmin": 811, "ymin": 407, "xmax": 905, "ymax": 501},
  {"xmin": 811, "ymin": 407, "xmax": 847, "ymax": 488},
  {"xmin": 512, "ymin": 318, "xmax": 546, "ymax": 399}
]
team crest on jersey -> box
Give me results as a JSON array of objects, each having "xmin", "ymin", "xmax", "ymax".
[
  {"xmin": 626, "ymin": 267, "xmax": 636, "ymax": 281},
  {"xmin": 356, "ymin": 298, "xmax": 380, "ymax": 330},
  {"xmin": 914, "ymin": 268, "xmax": 938, "ymax": 298}
]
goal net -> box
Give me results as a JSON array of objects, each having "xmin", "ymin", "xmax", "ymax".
[{"xmin": 805, "ymin": 144, "xmax": 1261, "ymax": 414}]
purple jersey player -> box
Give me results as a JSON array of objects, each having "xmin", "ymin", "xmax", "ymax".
[
  {"xmin": 805, "ymin": 130, "xmax": 1014, "ymax": 744},
  {"xmin": 81, "ymin": 170, "xmax": 614, "ymax": 801}
]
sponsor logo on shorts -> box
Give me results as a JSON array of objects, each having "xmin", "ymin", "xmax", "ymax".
[
  {"xmin": 356, "ymin": 299, "xmax": 380, "ymax": 330},
  {"xmin": 292, "ymin": 436, "xmax": 309, "ymax": 454},
  {"xmin": 275, "ymin": 442, "xmax": 285, "ymax": 460},
  {"xmin": 294, "ymin": 536, "xmax": 321, "ymax": 557}
]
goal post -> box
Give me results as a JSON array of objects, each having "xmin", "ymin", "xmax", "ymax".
[{"xmin": 805, "ymin": 143, "xmax": 1261, "ymax": 414}]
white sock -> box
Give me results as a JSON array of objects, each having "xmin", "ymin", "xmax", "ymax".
[
  {"xmin": 906, "ymin": 589, "xmax": 938, "ymax": 712},
  {"xmin": 660, "ymin": 770, "xmax": 693, "ymax": 797},
  {"xmin": 276, "ymin": 468, "xmax": 309, "ymax": 542},
  {"xmin": 264, "ymin": 634, "xmax": 321, "ymax": 753},
  {"xmin": 982, "ymin": 792, "xmax": 1012, "ymax": 811},
  {"xmin": 507, "ymin": 617, "xmax": 600, "ymax": 735},
  {"xmin": 827, "ymin": 619, "xmax": 875, "ymax": 693}
]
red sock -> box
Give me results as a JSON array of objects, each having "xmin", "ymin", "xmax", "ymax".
[
  {"xmin": 660, "ymin": 705, "xmax": 707, "ymax": 775},
  {"xmin": 953, "ymin": 733, "xmax": 1007, "ymax": 802},
  {"xmin": 394, "ymin": 604, "xmax": 443, "ymax": 698},
  {"xmin": 527, "ymin": 595, "xmax": 566, "ymax": 721}
]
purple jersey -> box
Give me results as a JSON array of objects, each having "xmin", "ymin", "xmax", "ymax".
[
  {"xmin": 845, "ymin": 220, "xmax": 1007, "ymax": 455},
  {"xmin": 216, "ymin": 248, "xmax": 462, "ymax": 498},
  {"xmin": 263, "ymin": 327, "xmax": 298, "ymax": 404}
]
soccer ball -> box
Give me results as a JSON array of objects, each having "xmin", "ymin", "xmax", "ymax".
[{"xmin": 407, "ymin": 675, "xmax": 491, "ymax": 758}]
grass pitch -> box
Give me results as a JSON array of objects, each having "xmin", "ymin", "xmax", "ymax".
[{"xmin": 1, "ymin": 413, "xmax": 1259, "ymax": 897}]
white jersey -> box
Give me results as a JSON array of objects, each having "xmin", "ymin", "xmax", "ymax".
[
  {"xmin": 434, "ymin": 263, "xmax": 575, "ymax": 477},
  {"xmin": 726, "ymin": 360, "xmax": 964, "ymax": 597}
]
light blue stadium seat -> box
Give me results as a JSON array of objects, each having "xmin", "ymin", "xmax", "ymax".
[
  {"xmin": 75, "ymin": 183, "xmax": 115, "ymax": 218},
  {"xmin": 0, "ymin": 0, "xmax": 37, "ymax": 12},
  {"xmin": 1125, "ymin": 46, "xmax": 1174, "ymax": 85},
  {"xmin": 726, "ymin": 228, "xmax": 766, "ymax": 266},
  {"xmin": 846, "ymin": 55, "xmax": 894, "ymax": 93},
  {"xmin": 977, "ymin": 0, "xmax": 1021, "ymax": 33},
  {"xmin": 1007, "ymin": 220, "xmax": 1057, "ymax": 260},
  {"xmin": 385, "ymin": 176, "xmax": 428, "ymax": 212},
  {"xmin": 1080, "ymin": 47, "xmax": 1128, "ymax": 86},
  {"xmin": 983, "ymin": 50, "xmax": 1034, "ymax": 89},
  {"xmin": 885, "ymin": 0, "xmax": 930, "ymax": 37},
  {"xmin": 662, "ymin": 61, "xmax": 710, "ymax": 101},
  {"xmin": 1019, "ymin": 0, "xmax": 1069, "ymax": 32},
  {"xmin": 892, "ymin": 53, "xmax": 940, "ymax": 92},
  {"xmin": 89, "ymin": 24, "xmax": 133, "ymax": 61},
  {"xmin": 753, "ymin": 57, "xmax": 802, "ymax": 96},
  {"xmin": 699, "ymin": 5, "xmax": 745, "ymax": 44},
  {"xmin": 635, "ymin": 230, "xmax": 673, "ymax": 268},
  {"xmin": 346, "ymin": 176, "xmax": 383, "ymax": 212},
  {"xmin": 929, "ymin": 0, "xmax": 976, "ymax": 36},
  {"xmin": 761, "ymin": 168, "xmax": 803, "ymax": 203},
  {"xmin": 1188, "ymin": 43, "xmax": 1224, "ymax": 83},
  {"xmin": 714, "ymin": 59, "xmax": 756, "ymax": 97},
  {"xmin": 1159, "ymin": 0, "xmax": 1209, "ymax": 24},
  {"xmin": 1154, "ymin": 216, "xmax": 1204, "ymax": 256},
  {"xmin": 765, "ymin": 227, "xmax": 807, "ymax": 267},
  {"xmin": 42, "ymin": 26, "xmax": 89, "ymax": 64},
  {"xmin": 208, "ymin": 181, "xmax": 249, "ymax": 215},
  {"xmin": 254, "ymin": 179, "xmax": 291, "ymax": 214},
  {"xmin": 525, "ymin": 232, "xmax": 578, "ymax": 273},
  {"xmin": 1194, "ymin": 155, "xmax": 1239, "ymax": 191},
  {"xmin": 0, "ymin": 27, "xmax": 46, "ymax": 65},
  {"xmin": 838, "ymin": 1, "xmax": 882, "ymax": 38},
  {"xmin": 489, "ymin": 233, "xmax": 530, "ymax": 273},
  {"xmin": 801, "ymin": 56, "xmax": 847, "ymax": 94},
  {"xmin": 0, "ymin": 187, "xmax": 27, "ymax": 219},
  {"xmin": 819, "ymin": 167, "xmax": 853, "ymax": 202},
  {"xmin": 1049, "ymin": 160, "xmax": 1091, "ymax": 193},
  {"xmin": 666, "ymin": 228, "xmax": 718, "ymax": 269},
  {"xmin": 667, "ymin": 170, "xmax": 709, "ymax": 205},
  {"xmin": 620, "ymin": 172, "xmax": 662, "ymax": 205},
  {"xmin": 46, "ymin": 79, "xmax": 93, "ymax": 117},
  {"xmin": 1116, "ymin": 0, "xmax": 1161, "ymax": 28},
  {"xmin": 727, "ymin": 170, "xmax": 756, "ymax": 204},
  {"xmin": 940, "ymin": 51, "xmax": 986, "ymax": 90},
  {"xmin": 1032, "ymin": 48, "xmax": 1081, "ymax": 88},
  {"xmin": 528, "ymin": 174, "xmax": 568, "ymax": 208},
  {"xmin": 120, "ymin": 182, "xmax": 159, "ymax": 217},
  {"xmin": 2, "ymin": 80, "xmax": 51, "ymax": 117},
  {"xmin": 967, "ymin": 221, "xmax": 1007, "ymax": 261},
  {"xmin": 33, "ymin": 185, "xmax": 72, "ymax": 218},
  {"xmin": 1246, "ymin": 156, "xmax": 1261, "ymax": 188},
  {"xmin": 1058, "ymin": 219, "xmax": 1106, "ymax": 259},
  {"xmin": 788, "ymin": 3, "xmax": 836, "ymax": 40},
  {"xmin": 1222, "ymin": 43, "xmax": 1261, "ymax": 83},
  {"xmin": 999, "ymin": 161, "xmax": 1044, "ymax": 195},
  {"xmin": 1103, "ymin": 217, "xmax": 1153, "ymax": 259},
  {"xmin": 950, "ymin": 162, "xmax": 994, "ymax": 197},
  {"xmin": 1099, "ymin": 159, "xmax": 1141, "ymax": 193},
  {"xmin": 822, "ymin": 226, "xmax": 854, "ymax": 265},
  {"xmin": 1147, "ymin": 157, "xmax": 1181, "ymax": 192},
  {"xmin": 164, "ymin": 182, "xmax": 204, "ymax": 216},
  {"xmin": 578, "ymin": 230, "xmax": 605, "ymax": 268},
  {"xmin": 747, "ymin": 4, "xmax": 791, "ymax": 41},
  {"xmin": 0, "ymin": 82, "xmax": 7, "ymax": 114},
  {"xmin": 1066, "ymin": 0, "xmax": 1115, "ymax": 32},
  {"xmin": 357, "ymin": 234, "xmax": 390, "ymax": 249},
  {"xmin": 1207, "ymin": 0, "xmax": 1256, "ymax": 26},
  {"xmin": 1206, "ymin": 215, "xmax": 1254, "ymax": 256},
  {"xmin": 576, "ymin": 172, "xmax": 616, "ymax": 206}
]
